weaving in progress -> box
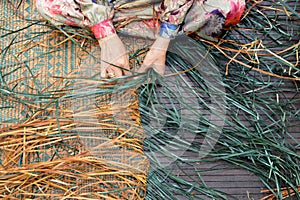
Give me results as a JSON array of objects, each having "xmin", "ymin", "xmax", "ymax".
[{"xmin": 0, "ymin": 0, "xmax": 299, "ymax": 199}]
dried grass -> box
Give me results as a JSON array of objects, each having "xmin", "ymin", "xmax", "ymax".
[{"xmin": 0, "ymin": 85, "xmax": 149, "ymax": 199}]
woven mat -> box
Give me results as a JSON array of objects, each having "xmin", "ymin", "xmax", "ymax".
[
  {"xmin": 0, "ymin": 0, "xmax": 151, "ymax": 127},
  {"xmin": 0, "ymin": 1, "xmax": 151, "ymax": 199}
]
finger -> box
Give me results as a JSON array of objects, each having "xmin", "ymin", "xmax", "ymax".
[
  {"xmin": 123, "ymin": 62, "xmax": 131, "ymax": 76},
  {"xmin": 154, "ymin": 64, "xmax": 166, "ymax": 76},
  {"xmin": 107, "ymin": 66, "xmax": 122, "ymax": 78},
  {"xmin": 101, "ymin": 71, "xmax": 108, "ymax": 78},
  {"xmin": 138, "ymin": 64, "xmax": 151, "ymax": 74},
  {"xmin": 114, "ymin": 67, "xmax": 123, "ymax": 77},
  {"xmin": 101, "ymin": 64, "xmax": 108, "ymax": 78},
  {"xmin": 124, "ymin": 69, "xmax": 132, "ymax": 76}
]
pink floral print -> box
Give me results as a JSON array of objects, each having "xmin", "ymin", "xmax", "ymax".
[
  {"xmin": 91, "ymin": 19, "xmax": 116, "ymax": 39},
  {"xmin": 225, "ymin": 0, "xmax": 246, "ymax": 26},
  {"xmin": 36, "ymin": 0, "xmax": 246, "ymax": 39},
  {"xmin": 36, "ymin": 0, "xmax": 114, "ymax": 39},
  {"xmin": 158, "ymin": 0, "xmax": 194, "ymax": 25}
]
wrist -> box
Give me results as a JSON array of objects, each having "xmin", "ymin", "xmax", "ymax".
[
  {"xmin": 152, "ymin": 36, "xmax": 171, "ymax": 50},
  {"xmin": 98, "ymin": 33, "xmax": 119, "ymax": 47},
  {"xmin": 159, "ymin": 22, "xmax": 179, "ymax": 39}
]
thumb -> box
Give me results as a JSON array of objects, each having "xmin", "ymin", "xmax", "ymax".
[{"xmin": 101, "ymin": 61, "xmax": 108, "ymax": 78}]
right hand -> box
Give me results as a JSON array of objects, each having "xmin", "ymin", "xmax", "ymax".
[{"xmin": 138, "ymin": 37, "xmax": 171, "ymax": 76}]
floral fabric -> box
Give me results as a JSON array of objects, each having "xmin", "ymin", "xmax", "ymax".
[
  {"xmin": 158, "ymin": 0, "xmax": 194, "ymax": 25},
  {"xmin": 36, "ymin": 0, "xmax": 245, "ymax": 40},
  {"xmin": 36, "ymin": 0, "xmax": 115, "ymax": 39},
  {"xmin": 91, "ymin": 19, "xmax": 116, "ymax": 39},
  {"xmin": 159, "ymin": 22, "xmax": 179, "ymax": 39}
]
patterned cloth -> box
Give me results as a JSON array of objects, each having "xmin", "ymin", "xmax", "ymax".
[{"xmin": 36, "ymin": 0, "xmax": 245, "ymax": 39}]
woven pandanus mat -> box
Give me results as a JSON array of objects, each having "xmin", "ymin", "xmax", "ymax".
[
  {"xmin": 0, "ymin": 0, "xmax": 150, "ymax": 128},
  {"xmin": 0, "ymin": 0, "xmax": 150, "ymax": 199}
]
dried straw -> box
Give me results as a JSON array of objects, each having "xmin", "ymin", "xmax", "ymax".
[{"xmin": 0, "ymin": 86, "xmax": 149, "ymax": 199}]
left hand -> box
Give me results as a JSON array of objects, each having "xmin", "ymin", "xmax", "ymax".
[
  {"xmin": 138, "ymin": 37, "xmax": 171, "ymax": 76},
  {"xmin": 99, "ymin": 34, "xmax": 130, "ymax": 78}
]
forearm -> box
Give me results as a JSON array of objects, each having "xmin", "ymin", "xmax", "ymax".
[
  {"xmin": 151, "ymin": 37, "xmax": 171, "ymax": 50},
  {"xmin": 36, "ymin": 0, "xmax": 116, "ymax": 40}
]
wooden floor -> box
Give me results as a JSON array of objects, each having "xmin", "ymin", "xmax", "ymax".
[
  {"xmin": 218, "ymin": 2, "xmax": 300, "ymax": 198},
  {"xmin": 152, "ymin": 1, "xmax": 300, "ymax": 199}
]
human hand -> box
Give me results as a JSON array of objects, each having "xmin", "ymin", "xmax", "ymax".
[
  {"xmin": 138, "ymin": 37, "xmax": 171, "ymax": 76},
  {"xmin": 99, "ymin": 34, "xmax": 130, "ymax": 78}
]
